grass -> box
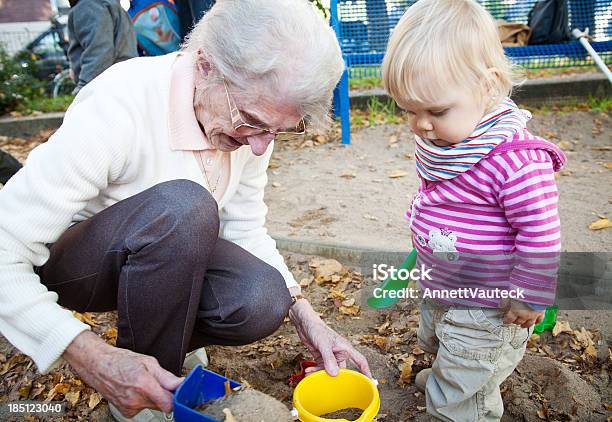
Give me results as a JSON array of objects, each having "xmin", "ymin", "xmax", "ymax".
[
  {"xmin": 15, "ymin": 95, "xmax": 74, "ymax": 115},
  {"xmin": 527, "ymin": 95, "xmax": 612, "ymax": 115},
  {"xmin": 349, "ymin": 96, "xmax": 406, "ymax": 128},
  {"xmin": 349, "ymin": 76, "xmax": 383, "ymax": 91}
]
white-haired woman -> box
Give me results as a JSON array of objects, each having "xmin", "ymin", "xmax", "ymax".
[{"xmin": 0, "ymin": 0, "xmax": 371, "ymax": 419}]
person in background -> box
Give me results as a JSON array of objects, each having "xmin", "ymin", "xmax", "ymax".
[
  {"xmin": 175, "ymin": 0, "xmax": 215, "ymax": 40},
  {"xmin": 67, "ymin": 0, "xmax": 138, "ymax": 94},
  {"xmin": 0, "ymin": 149, "xmax": 22, "ymax": 186}
]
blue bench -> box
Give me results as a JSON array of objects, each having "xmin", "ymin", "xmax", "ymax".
[{"xmin": 330, "ymin": 0, "xmax": 612, "ymax": 144}]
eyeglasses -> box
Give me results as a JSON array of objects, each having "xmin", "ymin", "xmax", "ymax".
[{"xmin": 222, "ymin": 79, "xmax": 306, "ymax": 140}]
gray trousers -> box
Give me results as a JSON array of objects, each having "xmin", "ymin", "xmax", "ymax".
[{"xmin": 35, "ymin": 180, "xmax": 292, "ymax": 375}]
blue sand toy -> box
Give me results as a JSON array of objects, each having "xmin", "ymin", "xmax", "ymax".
[{"xmin": 173, "ymin": 365, "xmax": 241, "ymax": 422}]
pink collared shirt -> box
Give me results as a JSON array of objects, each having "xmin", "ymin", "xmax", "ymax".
[{"xmin": 168, "ymin": 52, "xmax": 229, "ymax": 201}]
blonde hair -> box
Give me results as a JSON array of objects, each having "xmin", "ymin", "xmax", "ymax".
[
  {"xmin": 382, "ymin": 0, "xmax": 519, "ymax": 108},
  {"xmin": 182, "ymin": 0, "xmax": 344, "ymax": 132}
]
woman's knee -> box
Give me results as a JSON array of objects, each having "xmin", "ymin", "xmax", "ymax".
[
  {"xmin": 146, "ymin": 180, "xmax": 219, "ymax": 246},
  {"xmin": 233, "ymin": 265, "xmax": 292, "ymax": 343}
]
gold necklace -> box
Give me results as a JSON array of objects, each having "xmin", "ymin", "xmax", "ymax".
[{"xmin": 198, "ymin": 150, "xmax": 223, "ymax": 194}]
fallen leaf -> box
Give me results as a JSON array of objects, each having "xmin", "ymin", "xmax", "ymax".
[
  {"xmin": 399, "ymin": 355, "xmax": 416, "ymax": 385},
  {"xmin": 339, "ymin": 305, "xmax": 360, "ymax": 316},
  {"xmin": 30, "ymin": 383, "xmax": 45, "ymax": 400},
  {"xmin": 573, "ymin": 327, "xmax": 595, "ymax": 348},
  {"xmin": 72, "ymin": 311, "xmax": 98, "ymax": 327},
  {"xmin": 552, "ymin": 320, "xmax": 572, "ymax": 336},
  {"xmin": 314, "ymin": 135, "xmax": 328, "ymax": 145},
  {"xmin": 416, "ymin": 406, "xmax": 426, "ymax": 411},
  {"xmin": 588, "ymin": 218, "xmax": 612, "ymax": 230},
  {"xmin": 311, "ymin": 258, "xmax": 343, "ymax": 284},
  {"xmin": 582, "ymin": 344, "xmax": 597, "ymax": 360},
  {"xmin": 299, "ymin": 277, "xmax": 312, "ymax": 287},
  {"xmin": 340, "ymin": 170, "xmax": 357, "ymax": 179},
  {"xmin": 388, "ymin": 135, "xmax": 399, "ymax": 145},
  {"xmin": 223, "ymin": 408, "xmax": 237, "ymax": 422},
  {"xmin": 537, "ymin": 408, "xmax": 547, "ymax": 420},
  {"xmin": 603, "ymin": 163, "xmax": 612, "ymax": 170},
  {"xmin": 65, "ymin": 389, "xmax": 80, "ymax": 406},
  {"xmin": 412, "ymin": 346, "xmax": 425, "ymax": 355},
  {"xmin": 556, "ymin": 140, "xmax": 573, "ymax": 151},
  {"xmin": 53, "ymin": 383, "xmax": 71, "ymax": 395},
  {"xmin": 592, "ymin": 146, "xmax": 612, "ymax": 151},
  {"xmin": 527, "ymin": 334, "xmax": 540, "ymax": 348},
  {"xmin": 18, "ymin": 381, "xmax": 32, "ymax": 399},
  {"xmin": 404, "ymin": 152, "xmax": 412, "ymax": 160},
  {"xmin": 389, "ymin": 170, "xmax": 409, "ymax": 179},
  {"xmin": 341, "ymin": 298, "xmax": 355, "ymax": 307},
  {"xmin": 272, "ymin": 182, "xmax": 281, "ymax": 188},
  {"xmin": 87, "ymin": 391, "xmax": 102, "ymax": 410}
]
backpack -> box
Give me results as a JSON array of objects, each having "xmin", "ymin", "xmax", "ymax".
[
  {"xmin": 128, "ymin": 0, "xmax": 181, "ymax": 56},
  {"xmin": 527, "ymin": 0, "xmax": 571, "ymax": 45}
]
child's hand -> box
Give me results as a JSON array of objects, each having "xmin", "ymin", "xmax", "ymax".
[{"xmin": 502, "ymin": 300, "xmax": 544, "ymax": 328}]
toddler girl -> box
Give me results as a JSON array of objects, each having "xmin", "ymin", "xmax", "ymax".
[{"xmin": 382, "ymin": 0, "xmax": 566, "ymax": 420}]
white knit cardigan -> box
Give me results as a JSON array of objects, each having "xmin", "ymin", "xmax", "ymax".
[{"xmin": 0, "ymin": 53, "xmax": 297, "ymax": 373}]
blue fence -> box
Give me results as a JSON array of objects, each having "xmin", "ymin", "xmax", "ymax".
[{"xmin": 331, "ymin": 0, "xmax": 612, "ymax": 144}]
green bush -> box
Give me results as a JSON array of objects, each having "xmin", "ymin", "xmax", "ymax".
[{"xmin": 0, "ymin": 46, "xmax": 46, "ymax": 115}]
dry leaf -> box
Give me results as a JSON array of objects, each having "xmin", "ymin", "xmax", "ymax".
[
  {"xmin": 573, "ymin": 327, "xmax": 595, "ymax": 348},
  {"xmin": 53, "ymin": 383, "xmax": 71, "ymax": 395},
  {"xmin": 412, "ymin": 346, "xmax": 425, "ymax": 355},
  {"xmin": 88, "ymin": 392, "xmax": 102, "ymax": 409},
  {"xmin": 404, "ymin": 152, "xmax": 412, "ymax": 160},
  {"xmin": 299, "ymin": 277, "xmax": 312, "ymax": 287},
  {"xmin": 588, "ymin": 218, "xmax": 612, "ymax": 230},
  {"xmin": 388, "ymin": 135, "xmax": 399, "ymax": 145},
  {"xmin": 104, "ymin": 327, "xmax": 118, "ymax": 345},
  {"xmin": 603, "ymin": 162, "xmax": 612, "ymax": 170},
  {"xmin": 552, "ymin": 320, "xmax": 572, "ymax": 336},
  {"xmin": 311, "ymin": 258, "xmax": 343, "ymax": 284},
  {"xmin": 592, "ymin": 146, "xmax": 612, "ymax": 151},
  {"xmin": 272, "ymin": 182, "xmax": 281, "ymax": 188},
  {"xmin": 339, "ymin": 305, "xmax": 360, "ymax": 316},
  {"xmin": 223, "ymin": 408, "xmax": 237, "ymax": 422},
  {"xmin": 537, "ymin": 408, "xmax": 547, "ymax": 420},
  {"xmin": 314, "ymin": 135, "xmax": 328, "ymax": 145},
  {"xmin": 389, "ymin": 170, "xmax": 409, "ymax": 179},
  {"xmin": 582, "ymin": 344, "xmax": 597, "ymax": 359},
  {"xmin": 30, "ymin": 383, "xmax": 45, "ymax": 400},
  {"xmin": 65, "ymin": 389, "xmax": 80, "ymax": 406},
  {"xmin": 72, "ymin": 311, "xmax": 98, "ymax": 327},
  {"xmin": 399, "ymin": 355, "xmax": 416, "ymax": 384},
  {"xmin": 341, "ymin": 298, "xmax": 355, "ymax": 307},
  {"xmin": 340, "ymin": 170, "xmax": 357, "ymax": 179},
  {"xmin": 18, "ymin": 381, "xmax": 32, "ymax": 399},
  {"xmin": 556, "ymin": 140, "xmax": 573, "ymax": 151}
]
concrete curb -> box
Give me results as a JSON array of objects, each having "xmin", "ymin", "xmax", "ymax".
[
  {"xmin": 350, "ymin": 73, "xmax": 612, "ymax": 109},
  {"xmin": 0, "ymin": 112, "xmax": 64, "ymax": 137},
  {"xmin": 273, "ymin": 235, "xmax": 409, "ymax": 266}
]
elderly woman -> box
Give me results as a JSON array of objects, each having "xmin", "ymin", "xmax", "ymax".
[{"xmin": 0, "ymin": 0, "xmax": 370, "ymax": 420}]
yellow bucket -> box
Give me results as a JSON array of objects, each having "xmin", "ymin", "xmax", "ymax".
[{"xmin": 292, "ymin": 369, "xmax": 380, "ymax": 422}]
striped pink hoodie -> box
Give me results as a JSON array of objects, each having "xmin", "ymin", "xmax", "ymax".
[{"xmin": 408, "ymin": 129, "xmax": 566, "ymax": 308}]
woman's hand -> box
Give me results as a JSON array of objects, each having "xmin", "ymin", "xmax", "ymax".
[
  {"xmin": 63, "ymin": 331, "xmax": 183, "ymax": 418},
  {"xmin": 289, "ymin": 298, "xmax": 371, "ymax": 378}
]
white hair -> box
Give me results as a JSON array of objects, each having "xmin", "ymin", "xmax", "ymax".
[
  {"xmin": 383, "ymin": 0, "xmax": 520, "ymax": 108},
  {"xmin": 182, "ymin": 0, "xmax": 344, "ymax": 132}
]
